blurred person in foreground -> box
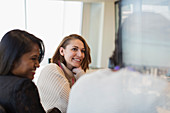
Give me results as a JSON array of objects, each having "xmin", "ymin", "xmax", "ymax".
[{"xmin": 66, "ymin": 38, "xmax": 170, "ymax": 113}]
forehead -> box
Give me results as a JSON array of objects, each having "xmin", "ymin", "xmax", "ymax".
[
  {"xmin": 67, "ymin": 39, "xmax": 84, "ymax": 48},
  {"xmin": 31, "ymin": 43, "xmax": 39, "ymax": 51},
  {"xmin": 27, "ymin": 43, "xmax": 40, "ymax": 55},
  {"xmin": 16, "ymin": 44, "xmax": 39, "ymax": 62}
]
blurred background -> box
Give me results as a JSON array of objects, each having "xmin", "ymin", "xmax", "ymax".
[
  {"xmin": 1, "ymin": 0, "xmax": 170, "ymax": 79},
  {"xmin": 0, "ymin": 0, "xmax": 114, "ymax": 70}
]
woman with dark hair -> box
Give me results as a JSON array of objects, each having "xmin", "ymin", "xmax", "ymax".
[
  {"xmin": 37, "ymin": 34, "xmax": 91, "ymax": 113},
  {"xmin": 0, "ymin": 29, "xmax": 45, "ymax": 113}
]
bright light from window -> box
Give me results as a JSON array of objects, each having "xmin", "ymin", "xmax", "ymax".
[
  {"xmin": 0, "ymin": 0, "xmax": 25, "ymax": 39},
  {"xmin": 0, "ymin": 0, "xmax": 83, "ymax": 83},
  {"xmin": 26, "ymin": 0, "xmax": 83, "ymax": 66}
]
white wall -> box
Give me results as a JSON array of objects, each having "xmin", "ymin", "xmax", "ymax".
[
  {"xmin": 0, "ymin": 0, "xmax": 25, "ymax": 39},
  {"xmin": 81, "ymin": 1, "xmax": 115, "ymax": 68},
  {"xmin": 101, "ymin": 2, "xmax": 115, "ymax": 68},
  {"xmin": 81, "ymin": 2, "xmax": 104, "ymax": 68}
]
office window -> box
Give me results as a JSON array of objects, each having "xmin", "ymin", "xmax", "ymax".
[
  {"xmin": 0, "ymin": 0, "xmax": 25, "ymax": 39},
  {"xmin": 0, "ymin": 0, "xmax": 83, "ymax": 82},
  {"xmin": 116, "ymin": 0, "xmax": 170, "ymax": 76},
  {"xmin": 26, "ymin": 0, "xmax": 83, "ymax": 66},
  {"xmin": 0, "ymin": 1, "xmax": 83, "ymax": 66}
]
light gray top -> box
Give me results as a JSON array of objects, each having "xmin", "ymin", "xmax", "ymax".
[{"xmin": 67, "ymin": 68, "xmax": 170, "ymax": 113}]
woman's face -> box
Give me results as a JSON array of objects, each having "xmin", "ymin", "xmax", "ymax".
[
  {"xmin": 60, "ymin": 39, "xmax": 85, "ymax": 70},
  {"xmin": 11, "ymin": 44, "xmax": 40, "ymax": 80}
]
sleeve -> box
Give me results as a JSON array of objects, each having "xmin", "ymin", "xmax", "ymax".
[
  {"xmin": 58, "ymin": 81, "xmax": 70, "ymax": 113},
  {"xmin": 12, "ymin": 80, "xmax": 46, "ymax": 113},
  {"xmin": 37, "ymin": 64, "xmax": 70, "ymax": 113}
]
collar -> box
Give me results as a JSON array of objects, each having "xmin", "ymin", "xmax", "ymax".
[
  {"xmin": 60, "ymin": 63, "xmax": 74, "ymax": 79},
  {"xmin": 60, "ymin": 63, "xmax": 75, "ymax": 87}
]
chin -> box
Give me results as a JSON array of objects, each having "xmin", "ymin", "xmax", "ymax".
[
  {"xmin": 28, "ymin": 75, "xmax": 34, "ymax": 80},
  {"xmin": 73, "ymin": 64, "xmax": 80, "ymax": 68}
]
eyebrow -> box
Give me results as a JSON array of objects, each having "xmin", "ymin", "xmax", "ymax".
[
  {"xmin": 72, "ymin": 46, "xmax": 85, "ymax": 50},
  {"xmin": 31, "ymin": 54, "xmax": 39, "ymax": 57}
]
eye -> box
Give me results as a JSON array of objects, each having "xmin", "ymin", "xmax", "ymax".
[
  {"xmin": 31, "ymin": 57, "xmax": 39, "ymax": 61},
  {"xmin": 31, "ymin": 58, "xmax": 36, "ymax": 60},
  {"xmin": 81, "ymin": 49, "xmax": 85, "ymax": 53},
  {"xmin": 72, "ymin": 48, "xmax": 78, "ymax": 51}
]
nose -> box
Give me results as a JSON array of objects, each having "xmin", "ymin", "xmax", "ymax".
[
  {"xmin": 77, "ymin": 50, "xmax": 84, "ymax": 57},
  {"xmin": 35, "ymin": 60, "xmax": 40, "ymax": 68}
]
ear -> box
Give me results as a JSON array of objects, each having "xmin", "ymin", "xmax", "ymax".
[{"xmin": 59, "ymin": 47, "xmax": 64, "ymax": 56}]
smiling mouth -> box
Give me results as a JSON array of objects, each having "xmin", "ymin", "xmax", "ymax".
[
  {"xmin": 73, "ymin": 58, "xmax": 81, "ymax": 62},
  {"xmin": 31, "ymin": 70, "xmax": 36, "ymax": 75}
]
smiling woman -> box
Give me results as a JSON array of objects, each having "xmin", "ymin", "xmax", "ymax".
[
  {"xmin": 11, "ymin": 43, "xmax": 40, "ymax": 80},
  {"xmin": 0, "ymin": 29, "xmax": 45, "ymax": 113},
  {"xmin": 36, "ymin": 34, "xmax": 91, "ymax": 113}
]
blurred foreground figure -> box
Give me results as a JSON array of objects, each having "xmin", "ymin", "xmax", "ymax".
[
  {"xmin": 67, "ymin": 41, "xmax": 170, "ymax": 113},
  {"xmin": 67, "ymin": 67, "xmax": 170, "ymax": 113}
]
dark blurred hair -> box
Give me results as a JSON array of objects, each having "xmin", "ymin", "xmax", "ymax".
[
  {"xmin": 108, "ymin": 27, "xmax": 123, "ymax": 69},
  {"xmin": 51, "ymin": 34, "xmax": 91, "ymax": 72},
  {"xmin": 0, "ymin": 29, "xmax": 45, "ymax": 75}
]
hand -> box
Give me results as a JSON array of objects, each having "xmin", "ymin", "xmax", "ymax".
[
  {"xmin": 72, "ymin": 67, "xmax": 85, "ymax": 80},
  {"xmin": 72, "ymin": 67, "xmax": 84, "ymax": 75}
]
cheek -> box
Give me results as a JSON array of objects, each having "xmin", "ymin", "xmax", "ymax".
[
  {"xmin": 65, "ymin": 52, "xmax": 75, "ymax": 58},
  {"xmin": 20, "ymin": 61, "xmax": 33, "ymax": 70},
  {"xmin": 63, "ymin": 54, "xmax": 71, "ymax": 62},
  {"xmin": 19, "ymin": 63, "xmax": 29, "ymax": 72},
  {"xmin": 82, "ymin": 53, "xmax": 85, "ymax": 58}
]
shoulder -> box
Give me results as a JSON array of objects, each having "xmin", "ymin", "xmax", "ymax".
[
  {"xmin": 71, "ymin": 67, "xmax": 167, "ymax": 92},
  {"xmin": 37, "ymin": 63, "xmax": 68, "ymax": 84},
  {"xmin": 0, "ymin": 75, "xmax": 34, "ymax": 88},
  {"xmin": 41, "ymin": 63, "xmax": 64, "ymax": 74},
  {"xmin": 68, "ymin": 68, "xmax": 169, "ymax": 113},
  {"xmin": 0, "ymin": 76, "xmax": 37, "ymax": 97},
  {"xmin": 10, "ymin": 77, "xmax": 39, "ymax": 99},
  {"xmin": 0, "ymin": 76, "xmax": 44, "ymax": 113},
  {"xmin": 39, "ymin": 63, "xmax": 65, "ymax": 78},
  {"xmin": 74, "ymin": 68, "xmax": 113, "ymax": 83},
  {"xmin": 10, "ymin": 78, "xmax": 45, "ymax": 113},
  {"xmin": 12, "ymin": 77, "xmax": 37, "ymax": 93},
  {"xmin": 70, "ymin": 69, "xmax": 112, "ymax": 92}
]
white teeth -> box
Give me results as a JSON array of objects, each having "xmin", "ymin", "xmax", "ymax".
[
  {"xmin": 74, "ymin": 59, "xmax": 80, "ymax": 61},
  {"xmin": 32, "ymin": 70, "xmax": 35, "ymax": 73}
]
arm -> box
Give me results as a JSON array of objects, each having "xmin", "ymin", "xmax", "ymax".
[
  {"xmin": 58, "ymin": 82, "xmax": 70, "ymax": 113},
  {"xmin": 37, "ymin": 64, "xmax": 70, "ymax": 113}
]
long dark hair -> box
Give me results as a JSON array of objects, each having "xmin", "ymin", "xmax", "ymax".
[{"xmin": 0, "ymin": 29, "xmax": 45, "ymax": 75}]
